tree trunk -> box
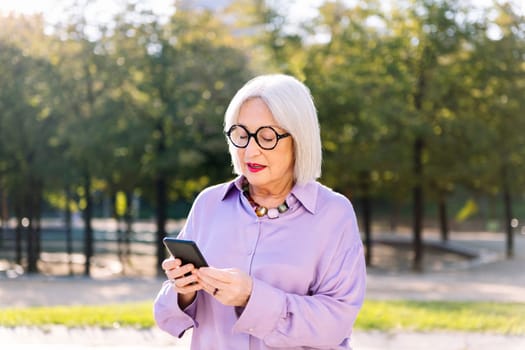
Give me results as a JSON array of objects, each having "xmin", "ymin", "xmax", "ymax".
[
  {"xmin": 359, "ymin": 172, "xmax": 372, "ymax": 266},
  {"xmin": 411, "ymin": 44, "xmax": 430, "ymax": 272},
  {"xmin": 35, "ymin": 184, "xmax": 43, "ymax": 261},
  {"xmin": 26, "ymin": 188, "xmax": 38, "ymax": 274},
  {"xmin": 124, "ymin": 190, "xmax": 133, "ymax": 259},
  {"xmin": 1, "ymin": 189, "xmax": 6, "ymax": 224},
  {"xmin": 83, "ymin": 174, "xmax": 94, "ymax": 277},
  {"xmin": 502, "ymin": 167, "xmax": 514, "ymax": 258},
  {"xmin": 412, "ymin": 137, "xmax": 424, "ymax": 272},
  {"xmin": 15, "ymin": 205, "xmax": 22, "ymax": 265},
  {"xmin": 65, "ymin": 187, "xmax": 74, "ymax": 275},
  {"xmin": 155, "ymin": 122, "xmax": 168, "ymax": 276},
  {"xmin": 438, "ymin": 192, "xmax": 449, "ymax": 242},
  {"xmin": 156, "ymin": 176, "xmax": 167, "ymax": 276},
  {"xmin": 0, "ymin": 188, "xmax": 4, "ymax": 248},
  {"xmin": 26, "ymin": 220, "xmax": 38, "ymax": 273},
  {"xmin": 111, "ymin": 190, "xmax": 123, "ymax": 261}
]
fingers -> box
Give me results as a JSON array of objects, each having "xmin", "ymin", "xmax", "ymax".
[
  {"xmin": 198, "ymin": 267, "xmax": 234, "ymax": 282},
  {"xmin": 162, "ymin": 257, "xmax": 203, "ymax": 296},
  {"xmin": 170, "ymin": 272, "xmax": 197, "ymax": 287},
  {"xmin": 163, "ymin": 258, "xmax": 195, "ymax": 280},
  {"xmin": 161, "ymin": 257, "xmax": 181, "ymax": 271},
  {"xmin": 173, "ymin": 275, "xmax": 202, "ymax": 296},
  {"xmin": 196, "ymin": 268, "xmax": 253, "ymax": 306},
  {"xmin": 197, "ymin": 272, "xmax": 226, "ymax": 296}
]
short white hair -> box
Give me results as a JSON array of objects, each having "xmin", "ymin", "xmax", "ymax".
[{"xmin": 224, "ymin": 74, "xmax": 322, "ymax": 185}]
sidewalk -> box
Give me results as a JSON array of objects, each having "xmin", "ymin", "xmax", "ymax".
[
  {"xmin": 366, "ymin": 231, "xmax": 525, "ymax": 302},
  {"xmin": 1, "ymin": 231, "xmax": 524, "ymax": 349},
  {"xmin": 2, "ymin": 327, "xmax": 524, "ymax": 350}
]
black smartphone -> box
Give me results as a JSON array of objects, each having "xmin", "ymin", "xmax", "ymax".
[{"xmin": 162, "ymin": 237, "xmax": 208, "ymax": 268}]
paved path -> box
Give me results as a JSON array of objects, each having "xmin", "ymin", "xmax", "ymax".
[
  {"xmin": 1, "ymin": 231, "xmax": 524, "ymax": 349},
  {"xmin": 2, "ymin": 327, "xmax": 524, "ymax": 350},
  {"xmin": 366, "ymin": 231, "xmax": 525, "ymax": 303}
]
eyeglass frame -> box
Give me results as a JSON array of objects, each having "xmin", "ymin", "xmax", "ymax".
[{"xmin": 225, "ymin": 124, "xmax": 291, "ymax": 150}]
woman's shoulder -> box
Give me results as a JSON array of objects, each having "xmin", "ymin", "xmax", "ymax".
[
  {"xmin": 315, "ymin": 182, "xmax": 354, "ymax": 209},
  {"xmin": 315, "ymin": 183, "xmax": 361, "ymax": 243},
  {"xmin": 293, "ymin": 181, "xmax": 354, "ymax": 215},
  {"xmin": 194, "ymin": 178, "xmax": 237, "ymax": 204}
]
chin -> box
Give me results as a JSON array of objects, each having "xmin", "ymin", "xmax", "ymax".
[{"xmin": 243, "ymin": 173, "xmax": 265, "ymax": 185}]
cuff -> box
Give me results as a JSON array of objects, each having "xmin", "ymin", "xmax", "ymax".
[
  {"xmin": 153, "ymin": 281, "xmax": 197, "ymax": 338},
  {"xmin": 232, "ymin": 278, "xmax": 286, "ymax": 338}
]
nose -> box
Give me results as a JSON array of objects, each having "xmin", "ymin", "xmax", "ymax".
[{"xmin": 244, "ymin": 135, "xmax": 262, "ymax": 156}]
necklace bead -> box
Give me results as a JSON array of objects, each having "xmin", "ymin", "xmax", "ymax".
[
  {"xmin": 242, "ymin": 179, "xmax": 289, "ymax": 219},
  {"xmin": 255, "ymin": 206, "xmax": 268, "ymax": 217},
  {"xmin": 267, "ymin": 208, "xmax": 280, "ymax": 219},
  {"xmin": 277, "ymin": 203, "xmax": 289, "ymax": 213}
]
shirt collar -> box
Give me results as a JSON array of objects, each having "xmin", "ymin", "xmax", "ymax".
[
  {"xmin": 290, "ymin": 180, "xmax": 318, "ymax": 214},
  {"xmin": 221, "ymin": 175, "xmax": 318, "ymax": 214},
  {"xmin": 220, "ymin": 177, "xmax": 242, "ymax": 200}
]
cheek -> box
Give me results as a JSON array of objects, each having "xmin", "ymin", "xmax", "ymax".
[
  {"xmin": 286, "ymin": 152, "xmax": 295, "ymax": 170},
  {"xmin": 278, "ymin": 145, "xmax": 295, "ymax": 171},
  {"xmin": 236, "ymin": 148, "xmax": 246, "ymax": 165}
]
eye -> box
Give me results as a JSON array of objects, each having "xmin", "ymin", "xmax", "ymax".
[{"xmin": 259, "ymin": 128, "xmax": 276, "ymax": 142}]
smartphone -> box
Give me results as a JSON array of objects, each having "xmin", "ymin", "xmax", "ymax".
[{"xmin": 162, "ymin": 237, "xmax": 208, "ymax": 268}]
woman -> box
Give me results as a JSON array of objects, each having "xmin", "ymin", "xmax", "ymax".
[{"xmin": 154, "ymin": 74, "xmax": 366, "ymax": 349}]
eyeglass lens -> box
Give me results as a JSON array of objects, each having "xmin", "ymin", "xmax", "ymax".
[{"xmin": 228, "ymin": 125, "xmax": 280, "ymax": 150}]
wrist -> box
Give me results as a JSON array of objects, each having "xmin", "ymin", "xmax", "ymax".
[{"xmin": 178, "ymin": 291, "xmax": 196, "ymax": 309}]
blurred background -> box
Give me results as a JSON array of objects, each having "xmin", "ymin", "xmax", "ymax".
[{"xmin": 0, "ymin": 0, "xmax": 524, "ymax": 279}]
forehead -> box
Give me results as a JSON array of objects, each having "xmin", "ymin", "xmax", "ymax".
[{"xmin": 237, "ymin": 98, "xmax": 277, "ymax": 127}]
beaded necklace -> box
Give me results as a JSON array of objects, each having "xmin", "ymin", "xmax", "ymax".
[{"xmin": 242, "ymin": 179, "xmax": 289, "ymax": 219}]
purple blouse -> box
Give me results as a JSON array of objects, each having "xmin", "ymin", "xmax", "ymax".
[{"xmin": 154, "ymin": 176, "xmax": 366, "ymax": 349}]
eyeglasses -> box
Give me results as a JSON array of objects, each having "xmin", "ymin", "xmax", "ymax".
[{"xmin": 225, "ymin": 124, "xmax": 291, "ymax": 150}]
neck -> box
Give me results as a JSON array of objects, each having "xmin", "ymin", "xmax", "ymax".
[{"xmin": 249, "ymin": 178, "xmax": 294, "ymax": 208}]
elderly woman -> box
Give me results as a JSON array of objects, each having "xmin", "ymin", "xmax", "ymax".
[{"xmin": 154, "ymin": 74, "xmax": 366, "ymax": 349}]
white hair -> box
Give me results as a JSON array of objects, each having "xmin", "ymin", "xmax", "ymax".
[{"xmin": 224, "ymin": 74, "xmax": 322, "ymax": 185}]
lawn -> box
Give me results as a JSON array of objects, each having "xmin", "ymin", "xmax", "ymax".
[
  {"xmin": 358, "ymin": 300, "xmax": 525, "ymax": 334},
  {"xmin": 1, "ymin": 300, "xmax": 524, "ymax": 335}
]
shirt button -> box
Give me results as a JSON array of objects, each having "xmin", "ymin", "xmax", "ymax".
[{"xmin": 248, "ymin": 328, "xmax": 254, "ymax": 332}]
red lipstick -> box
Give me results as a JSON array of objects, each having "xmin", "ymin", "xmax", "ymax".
[{"xmin": 247, "ymin": 163, "xmax": 266, "ymax": 173}]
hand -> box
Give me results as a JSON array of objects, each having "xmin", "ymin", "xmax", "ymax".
[
  {"xmin": 162, "ymin": 257, "xmax": 202, "ymax": 307},
  {"xmin": 196, "ymin": 267, "xmax": 253, "ymax": 307}
]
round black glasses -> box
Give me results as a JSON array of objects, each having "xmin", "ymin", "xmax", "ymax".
[{"xmin": 225, "ymin": 124, "xmax": 291, "ymax": 150}]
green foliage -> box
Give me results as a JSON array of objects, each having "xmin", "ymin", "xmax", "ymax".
[
  {"xmin": 1, "ymin": 0, "xmax": 523, "ymax": 208},
  {"xmin": 1, "ymin": 0, "xmax": 525, "ymax": 273},
  {"xmin": 455, "ymin": 199, "xmax": 479, "ymax": 222},
  {"xmin": 0, "ymin": 4, "xmax": 252, "ymax": 206},
  {"xmin": 115, "ymin": 191, "xmax": 127, "ymax": 217}
]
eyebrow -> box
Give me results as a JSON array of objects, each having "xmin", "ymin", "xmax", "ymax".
[{"xmin": 235, "ymin": 124, "xmax": 287, "ymax": 132}]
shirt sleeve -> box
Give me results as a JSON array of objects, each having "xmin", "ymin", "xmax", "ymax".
[
  {"xmin": 232, "ymin": 239, "xmax": 366, "ymax": 348},
  {"xmin": 153, "ymin": 185, "xmax": 220, "ymax": 339},
  {"xmin": 153, "ymin": 277, "xmax": 200, "ymax": 338}
]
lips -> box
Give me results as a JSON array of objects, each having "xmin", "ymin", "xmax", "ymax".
[{"xmin": 247, "ymin": 162, "xmax": 266, "ymax": 173}]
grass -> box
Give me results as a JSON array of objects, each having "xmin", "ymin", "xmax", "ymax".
[
  {"xmin": 358, "ymin": 300, "xmax": 525, "ymax": 335},
  {"xmin": 0, "ymin": 302, "xmax": 155, "ymax": 329},
  {"xmin": 0, "ymin": 300, "xmax": 524, "ymax": 335}
]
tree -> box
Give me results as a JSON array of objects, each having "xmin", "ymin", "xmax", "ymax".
[
  {"xmin": 0, "ymin": 31, "xmax": 61, "ymax": 273},
  {"xmin": 106, "ymin": 5, "xmax": 252, "ymax": 274},
  {"xmin": 385, "ymin": 0, "xmax": 474, "ymax": 270},
  {"xmin": 466, "ymin": 2, "xmax": 525, "ymax": 257},
  {"xmin": 303, "ymin": 0, "xmax": 408, "ymax": 265}
]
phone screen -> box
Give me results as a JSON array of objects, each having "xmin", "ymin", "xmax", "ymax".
[{"xmin": 162, "ymin": 237, "xmax": 208, "ymax": 268}]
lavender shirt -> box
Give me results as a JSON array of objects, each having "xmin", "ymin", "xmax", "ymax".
[{"xmin": 154, "ymin": 176, "xmax": 366, "ymax": 349}]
